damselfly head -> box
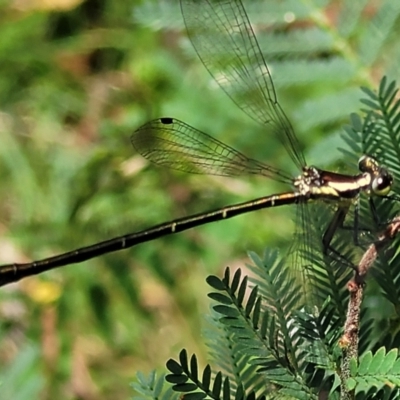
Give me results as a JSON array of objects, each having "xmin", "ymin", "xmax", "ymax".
[{"xmin": 358, "ymin": 155, "xmax": 393, "ymax": 196}]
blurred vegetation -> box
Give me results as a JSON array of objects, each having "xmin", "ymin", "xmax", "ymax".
[{"xmin": 0, "ymin": 0, "xmax": 399, "ymax": 399}]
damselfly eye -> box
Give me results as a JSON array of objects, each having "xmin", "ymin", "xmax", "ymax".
[{"xmin": 372, "ymin": 172, "xmax": 393, "ymax": 196}]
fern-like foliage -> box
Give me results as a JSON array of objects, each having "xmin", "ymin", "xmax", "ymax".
[
  {"xmin": 162, "ymin": 251, "xmax": 400, "ymax": 399},
  {"xmin": 360, "ymin": 78, "xmax": 400, "ymax": 172},
  {"xmin": 131, "ymin": 371, "xmax": 180, "ymax": 400},
  {"xmin": 165, "ymin": 349, "xmax": 262, "ymax": 400},
  {"xmin": 206, "ymin": 265, "xmax": 313, "ymax": 394},
  {"xmin": 349, "ymin": 348, "xmax": 400, "ymax": 398},
  {"xmin": 163, "ymin": 263, "xmax": 339, "ymax": 399},
  {"xmin": 203, "ymin": 314, "xmax": 267, "ymax": 396}
]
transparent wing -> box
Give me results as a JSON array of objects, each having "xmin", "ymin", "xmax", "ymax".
[
  {"xmin": 292, "ymin": 201, "xmax": 354, "ymax": 309},
  {"xmin": 180, "ymin": 0, "xmax": 306, "ymax": 169},
  {"xmin": 132, "ymin": 117, "xmax": 292, "ymax": 183}
]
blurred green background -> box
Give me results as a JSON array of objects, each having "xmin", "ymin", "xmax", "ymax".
[{"xmin": 0, "ymin": 0, "xmax": 399, "ymax": 399}]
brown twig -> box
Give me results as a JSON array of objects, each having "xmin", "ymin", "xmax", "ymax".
[{"xmin": 339, "ymin": 216, "xmax": 400, "ymax": 400}]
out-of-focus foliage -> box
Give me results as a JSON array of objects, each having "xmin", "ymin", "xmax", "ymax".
[{"xmin": 0, "ymin": 0, "xmax": 399, "ymax": 399}]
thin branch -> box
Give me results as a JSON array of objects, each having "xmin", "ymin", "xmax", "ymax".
[{"xmin": 339, "ymin": 216, "xmax": 400, "ymax": 399}]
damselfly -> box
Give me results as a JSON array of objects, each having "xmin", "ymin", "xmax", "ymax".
[{"xmin": 0, "ymin": 0, "xmax": 394, "ymax": 287}]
